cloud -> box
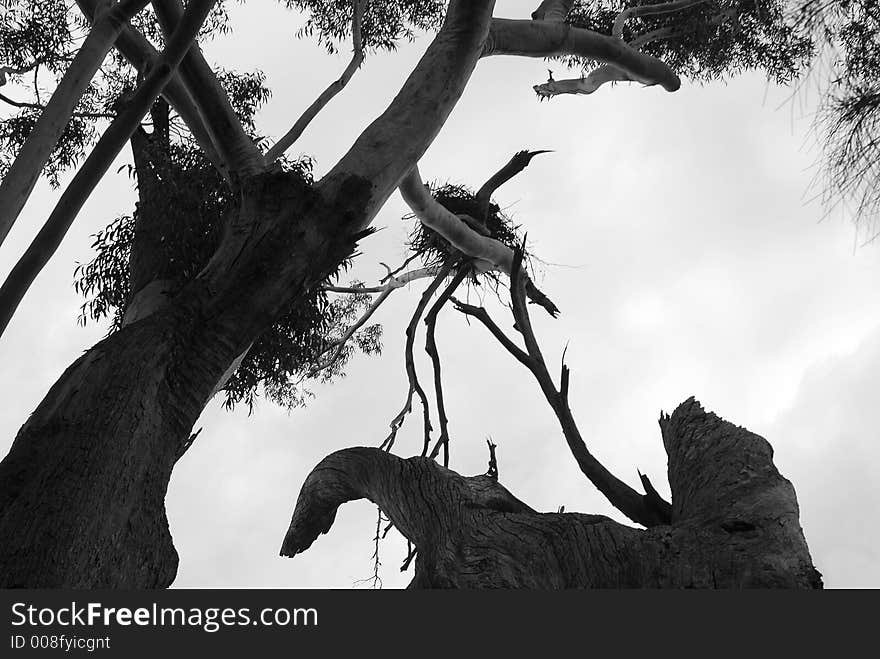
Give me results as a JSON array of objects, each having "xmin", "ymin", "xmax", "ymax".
[{"xmin": 766, "ymin": 325, "xmax": 880, "ymax": 588}]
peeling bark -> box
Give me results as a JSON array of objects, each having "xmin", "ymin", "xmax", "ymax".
[{"xmin": 282, "ymin": 398, "xmax": 822, "ymax": 589}]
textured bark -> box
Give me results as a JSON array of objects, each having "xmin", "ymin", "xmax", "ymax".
[
  {"xmin": 0, "ymin": 171, "xmax": 360, "ymax": 587},
  {"xmin": 282, "ymin": 398, "xmax": 823, "ymax": 588},
  {"xmin": 0, "ymin": 0, "xmax": 498, "ymax": 588}
]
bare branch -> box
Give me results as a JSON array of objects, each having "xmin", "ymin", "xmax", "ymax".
[
  {"xmin": 425, "ymin": 266, "xmax": 471, "ymax": 466},
  {"xmin": 483, "ymin": 18, "xmax": 680, "ymax": 92},
  {"xmin": 151, "ymin": 0, "xmax": 264, "ymax": 176},
  {"xmin": 381, "ymin": 264, "xmax": 454, "ymax": 454},
  {"xmin": 500, "ymin": 249, "xmax": 671, "ymax": 527},
  {"xmin": 0, "ymin": 0, "xmax": 221, "ymax": 338},
  {"xmin": 475, "ymin": 149, "xmax": 551, "ymax": 222},
  {"xmin": 0, "ymin": 0, "xmax": 150, "ymax": 248},
  {"xmin": 613, "ymin": 0, "xmax": 710, "ymax": 40},
  {"xmin": 450, "ymin": 297, "xmax": 533, "ymax": 369},
  {"xmin": 400, "ymin": 165, "xmax": 559, "ymax": 316},
  {"xmin": 309, "ymin": 265, "xmax": 443, "ymax": 378},
  {"xmin": 533, "ymin": 65, "xmax": 633, "ymax": 98},
  {"xmin": 266, "ymin": 0, "xmax": 368, "ymax": 162}
]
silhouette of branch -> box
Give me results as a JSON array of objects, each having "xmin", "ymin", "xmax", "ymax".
[
  {"xmin": 380, "ymin": 264, "xmax": 454, "ymax": 454},
  {"xmin": 0, "ymin": 0, "xmax": 220, "ymax": 339},
  {"xmin": 475, "ymin": 149, "xmax": 551, "ymax": 222},
  {"xmin": 152, "ymin": 0, "xmax": 264, "ymax": 175},
  {"xmin": 400, "ymin": 165, "xmax": 559, "ymax": 316},
  {"xmin": 425, "ymin": 265, "xmax": 471, "ymax": 466},
  {"xmin": 267, "ymin": 0, "xmax": 368, "ymax": 161},
  {"xmin": 453, "ymin": 245, "xmax": 671, "ymax": 527}
]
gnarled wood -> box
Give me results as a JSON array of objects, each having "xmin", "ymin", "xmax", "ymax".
[{"xmin": 282, "ymin": 398, "xmax": 822, "ymax": 588}]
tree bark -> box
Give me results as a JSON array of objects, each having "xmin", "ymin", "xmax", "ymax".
[
  {"xmin": 282, "ymin": 398, "xmax": 823, "ymax": 588},
  {"xmin": 0, "ymin": 0, "xmax": 497, "ymax": 588},
  {"xmin": 0, "ymin": 171, "xmax": 358, "ymax": 587}
]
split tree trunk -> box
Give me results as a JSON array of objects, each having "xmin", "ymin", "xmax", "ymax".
[{"xmin": 282, "ymin": 398, "xmax": 823, "ymax": 588}]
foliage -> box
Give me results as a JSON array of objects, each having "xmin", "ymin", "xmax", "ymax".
[
  {"xmin": 564, "ymin": 0, "xmax": 814, "ymax": 84},
  {"xmin": 280, "ymin": 0, "xmax": 445, "ymax": 53},
  {"xmin": 792, "ymin": 0, "xmax": 880, "ymax": 233},
  {"xmin": 74, "ymin": 146, "xmax": 382, "ymax": 412}
]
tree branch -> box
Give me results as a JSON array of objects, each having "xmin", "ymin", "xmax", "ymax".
[
  {"xmin": 475, "ymin": 149, "xmax": 551, "ymax": 222},
  {"xmin": 74, "ymin": 0, "xmax": 228, "ymax": 179},
  {"xmin": 450, "ymin": 297, "xmax": 533, "ymax": 369},
  {"xmin": 0, "ymin": 0, "xmax": 220, "ymax": 338},
  {"xmin": 504, "ymin": 248, "xmax": 671, "ymax": 527},
  {"xmin": 482, "ymin": 18, "xmax": 680, "ymax": 92},
  {"xmin": 266, "ymin": 0, "xmax": 368, "ymax": 162},
  {"xmin": 425, "ymin": 266, "xmax": 471, "ymax": 466},
  {"xmin": 531, "ymin": 0, "xmax": 575, "ymax": 21},
  {"xmin": 317, "ymin": 0, "xmax": 497, "ymax": 228},
  {"xmin": 0, "ymin": 0, "xmax": 150, "ymax": 248},
  {"xmin": 453, "ymin": 247, "xmax": 670, "ymax": 527},
  {"xmin": 309, "ymin": 264, "xmax": 443, "ymax": 378},
  {"xmin": 151, "ymin": 0, "xmax": 264, "ymax": 176},
  {"xmin": 399, "ymin": 165, "xmax": 559, "ymax": 316},
  {"xmin": 613, "ymin": 0, "xmax": 710, "ymax": 40},
  {"xmin": 381, "ymin": 264, "xmax": 453, "ymax": 455}
]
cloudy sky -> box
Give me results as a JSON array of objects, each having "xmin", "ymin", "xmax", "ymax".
[{"xmin": 1, "ymin": 1, "xmax": 878, "ymax": 589}]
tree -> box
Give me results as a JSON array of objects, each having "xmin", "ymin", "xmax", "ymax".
[{"xmin": 0, "ymin": 0, "xmax": 826, "ymax": 587}]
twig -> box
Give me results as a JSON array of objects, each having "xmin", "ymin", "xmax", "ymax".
[{"xmin": 309, "ymin": 265, "xmax": 442, "ymax": 378}]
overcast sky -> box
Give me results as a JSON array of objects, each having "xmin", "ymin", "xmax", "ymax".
[{"xmin": 1, "ymin": 1, "xmax": 878, "ymax": 589}]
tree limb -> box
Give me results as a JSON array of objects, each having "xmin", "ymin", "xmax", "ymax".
[
  {"xmin": 74, "ymin": 0, "xmax": 228, "ymax": 179},
  {"xmin": 613, "ymin": 0, "xmax": 710, "ymax": 39},
  {"xmin": 0, "ymin": 0, "xmax": 150, "ymax": 248},
  {"xmin": 482, "ymin": 18, "xmax": 680, "ymax": 92},
  {"xmin": 0, "ymin": 0, "xmax": 220, "ymax": 338},
  {"xmin": 266, "ymin": 0, "xmax": 368, "ymax": 162},
  {"xmin": 151, "ymin": 0, "xmax": 264, "ymax": 176},
  {"xmin": 381, "ymin": 264, "xmax": 454, "ymax": 455},
  {"xmin": 399, "ymin": 165, "xmax": 559, "ymax": 316},
  {"xmin": 317, "ymin": 0, "xmax": 497, "ymax": 228},
  {"xmin": 475, "ymin": 149, "xmax": 551, "ymax": 222},
  {"xmin": 425, "ymin": 266, "xmax": 471, "ymax": 466},
  {"xmin": 531, "ymin": 0, "xmax": 575, "ymax": 21},
  {"xmin": 453, "ymin": 248, "xmax": 671, "ymax": 528}
]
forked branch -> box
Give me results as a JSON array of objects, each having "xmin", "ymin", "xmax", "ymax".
[
  {"xmin": 0, "ymin": 0, "xmax": 221, "ymax": 338},
  {"xmin": 308, "ymin": 264, "xmax": 443, "ymax": 378},
  {"xmin": 0, "ymin": 0, "xmax": 151, "ymax": 248},
  {"xmin": 425, "ymin": 266, "xmax": 471, "ymax": 466},
  {"xmin": 381, "ymin": 264, "xmax": 454, "ymax": 454},
  {"xmin": 453, "ymin": 247, "xmax": 671, "ymax": 527},
  {"xmin": 399, "ymin": 165, "xmax": 559, "ymax": 317},
  {"xmin": 152, "ymin": 0, "xmax": 265, "ymax": 176}
]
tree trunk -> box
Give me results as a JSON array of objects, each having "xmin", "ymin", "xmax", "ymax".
[
  {"xmin": 0, "ymin": 170, "xmax": 361, "ymax": 587},
  {"xmin": 282, "ymin": 398, "xmax": 823, "ymax": 588}
]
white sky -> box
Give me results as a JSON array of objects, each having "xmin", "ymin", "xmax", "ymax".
[{"xmin": 1, "ymin": 0, "xmax": 878, "ymax": 589}]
